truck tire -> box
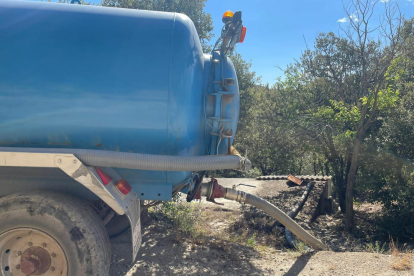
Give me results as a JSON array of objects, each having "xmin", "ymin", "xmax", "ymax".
[
  {"xmin": 0, "ymin": 191, "xmax": 111, "ymax": 276},
  {"xmin": 106, "ymin": 215, "xmax": 131, "ymax": 237}
]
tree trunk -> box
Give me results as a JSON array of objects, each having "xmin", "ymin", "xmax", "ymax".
[
  {"xmin": 336, "ymin": 176, "xmax": 347, "ymax": 213},
  {"xmin": 324, "ymin": 162, "xmax": 330, "ymax": 177},
  {"xmin": 332, "ymin": 158, "xmax": 346, "ymax": 213},
  {"xmin": 259, "ymin": 165, "xmax": 268, "ymax": 176},
  {"xmin": 342, "ymin": 149, "xmax": 352, "ymax": 213},
  {"xmin": 345, "ymin": 137, "xmax": 362, "ymax": 231},
  {"xmin": 319, "ymin": 159, "xmax": 324, "ymax": 176}
]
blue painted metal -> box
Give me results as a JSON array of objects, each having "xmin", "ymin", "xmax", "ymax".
[
  {"xmin": 206, "ymin": 50, "xmax": 239, "ymax": 156},
  {"xmin": 0, "ymin": 1, "xmax": 240, "ymax": 200}
]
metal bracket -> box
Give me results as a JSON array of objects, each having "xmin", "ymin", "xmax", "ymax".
[{"xmin": 55, "ymin": 155, "xmax": 125, "ymax": 215}]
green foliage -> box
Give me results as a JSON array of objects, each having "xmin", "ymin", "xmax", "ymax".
[
  {"xmin": 287, "ymin": 241, "xmax": 311, "ymax": 257},
  {"xmin": 247, "ymin": 233, "xmax": 256, "ymax": 247},
  {"xmin": 101, "ymin": 0, "xmax": 213, "ymax": 51},
  {"xmin": 233, "ymin": 2, "xmax": 410, "ymax": 234},
  {"xmin": 364, "ymin": 240, "xmax": 387, "ymax": 254},
  {"xmin": 150, "ymin": 194, "xmax": 209, "ymax": 242},
  {"xmin": 353, "ymin": 18, "xmax": 414, "ymax": 242}
]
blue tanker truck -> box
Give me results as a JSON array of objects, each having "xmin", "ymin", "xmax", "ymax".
[{"xmin": 0, "ymin": 1, "xmax": 325, "ymax": 275}]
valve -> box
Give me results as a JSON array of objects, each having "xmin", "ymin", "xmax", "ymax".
[{"xmin": 194, "ymin": 178, "xmax": 226, "ymax": 205}]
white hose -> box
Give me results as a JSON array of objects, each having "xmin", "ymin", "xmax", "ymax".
[{"xmin": 0, "ymin": 147, "xmax": 252, "ymax": 172}]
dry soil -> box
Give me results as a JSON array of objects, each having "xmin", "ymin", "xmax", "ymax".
[{"xmin": 110, "ymin": 178, "xmax": 413, "ymax": 276}]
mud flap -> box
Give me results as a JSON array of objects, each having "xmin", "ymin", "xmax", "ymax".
[
  {"xmin": 126, "ymin": 195, "xmax": 142, "ymax": 262},
  {"xmin": 54, "ymin": 158, "xmax": 142, "ymax": 262}
]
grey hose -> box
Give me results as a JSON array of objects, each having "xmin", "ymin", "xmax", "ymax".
[
  {"xmin": 0, "ymin": 147, "xmax": 251, "ymax": 172},
  {"xmin": 225, "ymin": 189, "xmax": 326, "ymax": 250},
  {"xmin": 285, "ymin": 182, "xmax": 314, "ymax": 249}
]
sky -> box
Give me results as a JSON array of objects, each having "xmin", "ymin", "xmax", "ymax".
[
  {"xmin": 203, "ymin": 0, "xmax": 414, "ymax": 85},
  {"xmin": 26, "ymin": 0, "xmax": 414, "ymax": 85}
]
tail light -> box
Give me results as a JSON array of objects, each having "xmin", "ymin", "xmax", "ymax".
[
  {"xmin": 116, "ymin": 179, "xmax": 132, "ymax": 195},
  {"xmin": 95, "ymin": 168, "xmax": 113, "ymax": 186},
  {"xmin": 239, "ymin": 27, "xmax": 247, "ymax": 43}
]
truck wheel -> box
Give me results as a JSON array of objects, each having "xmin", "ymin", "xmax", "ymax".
[{"xmin": 0, "ymin": 191, "xmax": 111, "ymax": 276}]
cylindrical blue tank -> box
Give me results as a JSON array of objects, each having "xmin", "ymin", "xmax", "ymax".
[{"xmin": 0, "ymin": 1, "xmax": 240, "ymax": 199}]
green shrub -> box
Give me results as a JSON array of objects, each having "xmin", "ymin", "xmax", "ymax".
[{"xmin": 150, "ymin": 194, "xmax": 209, "ymax": 243}]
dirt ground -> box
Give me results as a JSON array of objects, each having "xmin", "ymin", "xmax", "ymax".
[{"xmin": 110, "ymin": 178, "xmax": 413, "ymax": 276}]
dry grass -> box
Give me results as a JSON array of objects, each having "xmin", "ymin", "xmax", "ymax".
[
  {"xmin": 389, "ymin": 237, "xmax": 412, "ymax": 271},
  {"xmin": 391, "ymin": 254, "xmax": 413, "ymax": 271}
]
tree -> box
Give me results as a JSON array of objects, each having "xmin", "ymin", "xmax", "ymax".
[
  {"xmin": 251, "ymin": 0, "xmax": 402, "ymax": 231},
  {"xmin": 101, "ymin": 0, "xmax": 214, "ymax": 51},
  {"xmin": 300, "ymin": 0, "xmax": 402, "ymax": 230},
  {"xmin": 229, "ymin": 54, "xmax": 305, "ymax": 176},
  {"xmin": 334, "ymin": 0, "xmax": 402, "ymax": 230},
  {"xmin": 355, "ymin": 18, "xmax": 414, "ymax": 241}
]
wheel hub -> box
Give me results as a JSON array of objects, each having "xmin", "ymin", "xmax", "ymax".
[
  {"xmin": 20, "ymin": 246, "xmax": 51, "ymax": 275},
  {"xmin": 21, "ymin": 259, "xmax": 37, "ymax": 275},
  {"xmin": 0, "ymin": 228, "xmax": 67, "ymax": 276}
]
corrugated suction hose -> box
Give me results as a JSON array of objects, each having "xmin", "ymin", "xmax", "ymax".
[
  {"xmin": 225, "ymin": 188, "xmax": 326, "ymax": 250},
  {"xmin": 0, "ymin": 147, "xmax": 252, "ymax": 172}
]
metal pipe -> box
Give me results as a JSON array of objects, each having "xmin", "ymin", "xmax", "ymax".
[{"xmin": 0, "ymin": 147, "xmax": 252, "ymax": 172}]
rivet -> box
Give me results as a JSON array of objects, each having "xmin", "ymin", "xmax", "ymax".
[
  {"xmin": 16, "ymin": 251, "xmax": 22, "ymax": 256},
  {"xmin": 15, "ymin": 264, "xmax": 20, "ymax": 269},
  {"xmin": 73, "ymin": 160, "xmax": 77, "ymax": 164},
  {"xmin": 50, "ymin": 267, "xmax": 56, "ymax": 271},
  {"xmin": 28, "ymin": 242, "xmax": 33, "ymax": 247},
  {"xmin": 42, "ymin": 243, "xmax": 47, "ymax": 248},
  {"xmin": 51, "ymin": 253, "xmax": 56, "ymax": 258},
  {"xmin": 57, "ymin": 159, "xmax": 62, "ymax": 164}
]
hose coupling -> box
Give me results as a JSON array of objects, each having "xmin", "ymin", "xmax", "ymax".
[
  {"xmin": 224, "ymin": 188, "xmax": 247, "ymax": 204},
  {"xmin": 194, "ymin": 178, "xmax": 226, "ymax": 205},
  {"xmin": 193, "ymin": 178, "xmax": 247, "ymax": 204},
  {"xmin": 240, "ymin": 157, "xmax": 252, "ymax": 172}
]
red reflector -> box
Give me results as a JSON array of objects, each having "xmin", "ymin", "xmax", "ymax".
[
  {"xmin": 116, "ymin": 179, "xmax": 132, "ymax": 195},
  {"xmin": 95, "ymin": 168, "xmax": 112, "ymax": 186},
  {"xmin": 239, "ymin": 27, "xmax": 247, "ymax": 43}
]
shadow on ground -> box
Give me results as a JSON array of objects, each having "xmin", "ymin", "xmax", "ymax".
[
  {"xmin": 110, "ymin": 214, "xmax": 266, "ymax": 276},
  {"xmin": 283, "ymin": 253, "xmax": 314, "ymax": 276}
]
